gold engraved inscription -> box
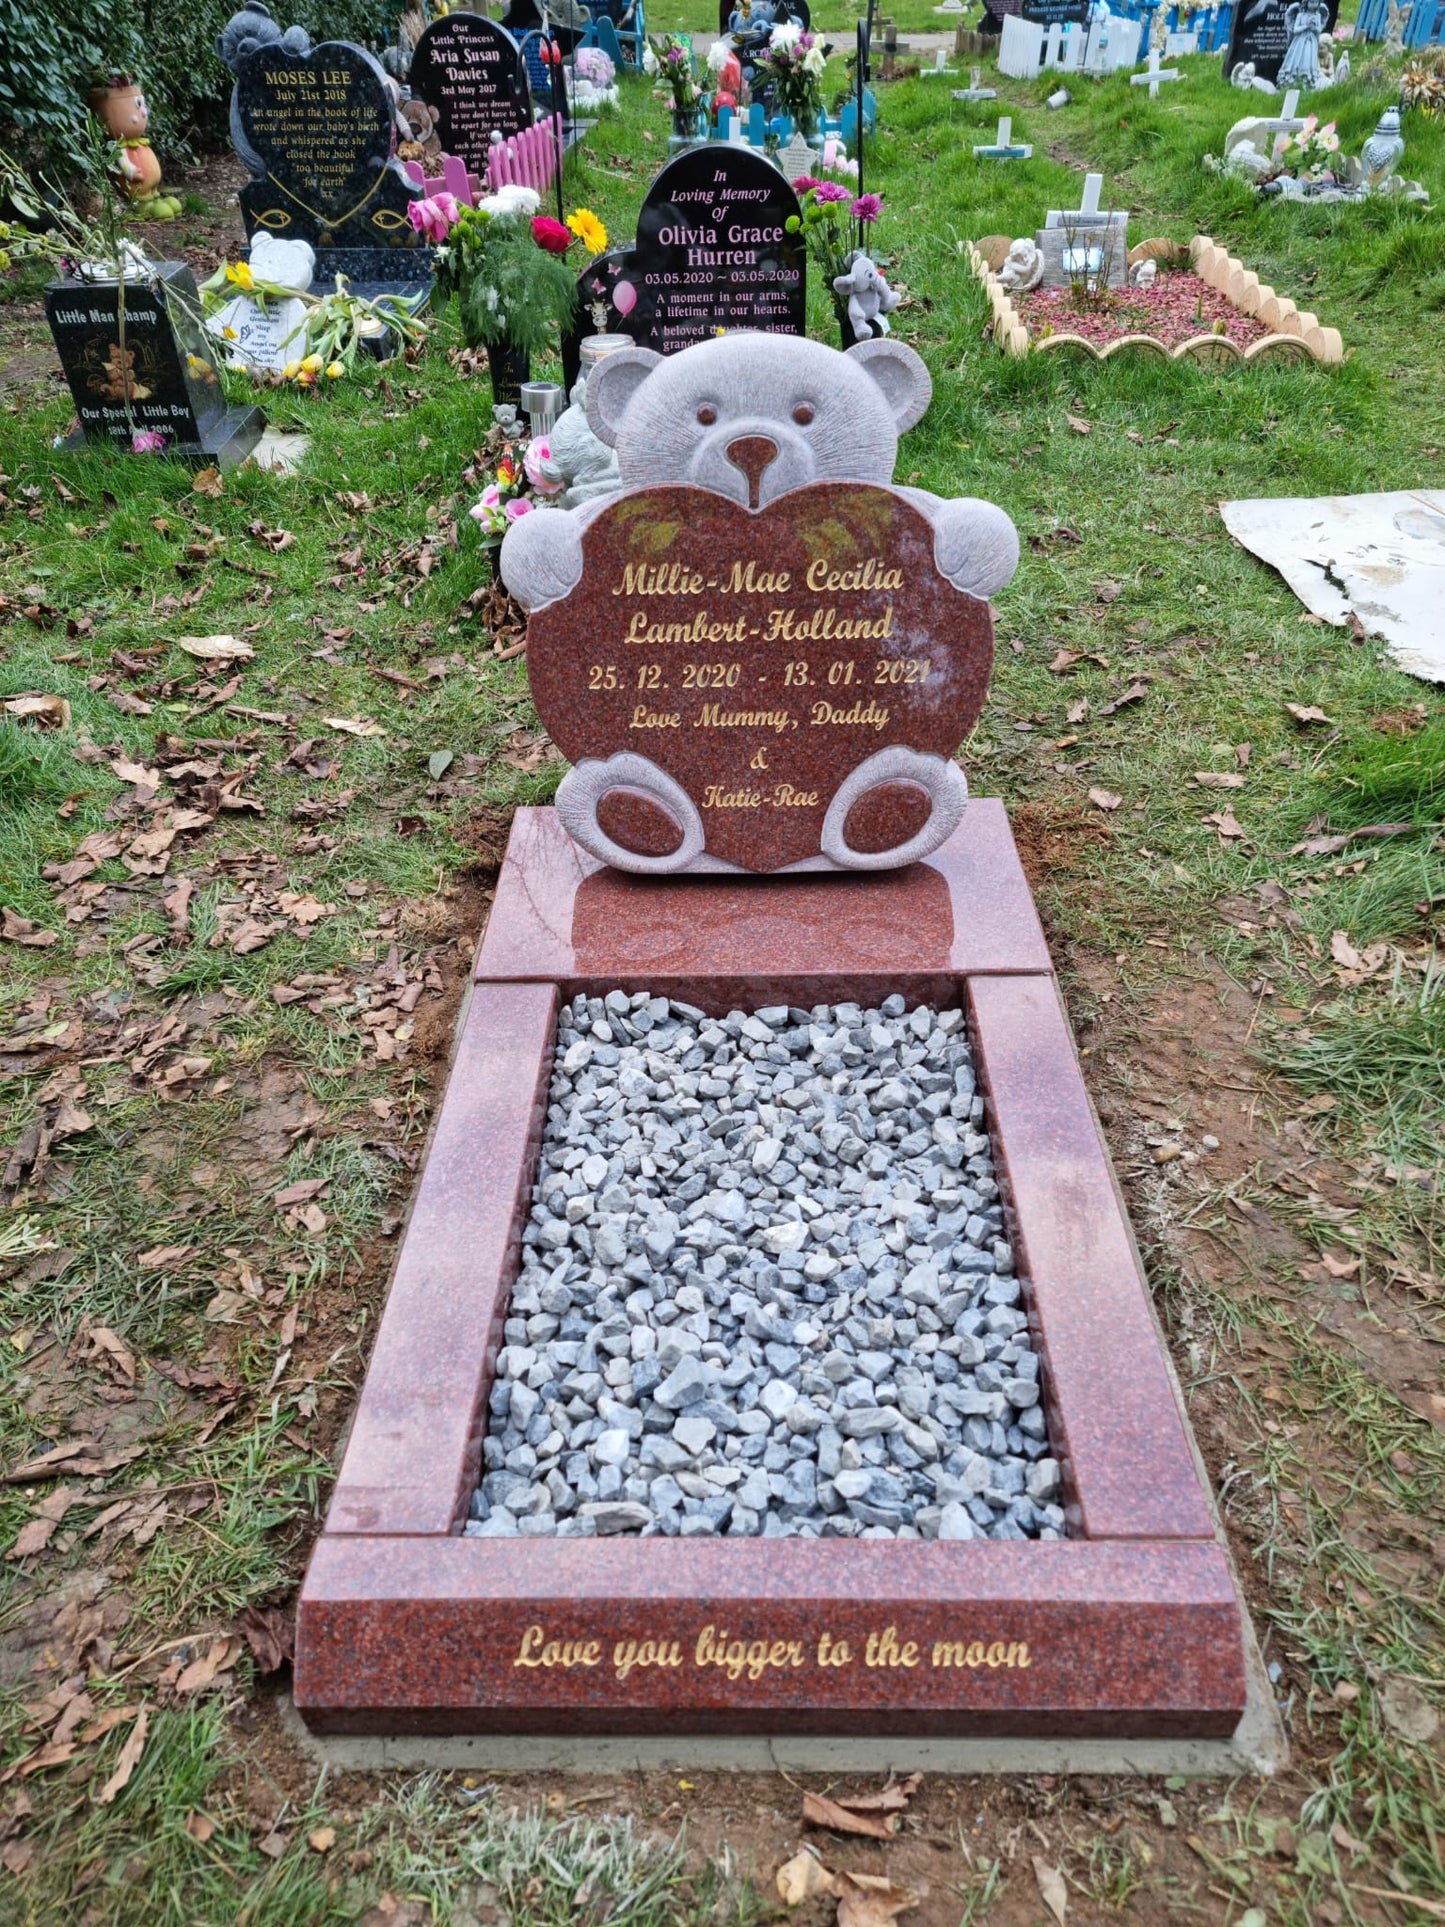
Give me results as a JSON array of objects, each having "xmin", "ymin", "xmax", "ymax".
[{"xmin": 511, "ymin": 1623, "xmax": 1034, "ymax": 1678}]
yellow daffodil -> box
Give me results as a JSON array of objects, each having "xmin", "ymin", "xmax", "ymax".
[
  {"xmin": 567, "ymin": 208, "xmax": 607, "ymax": 255},
  {"xmin": 222, "ymin": 325, "xmax": 238, "ymax": 340},
  {"xmin": 325, "ymin": 361, "xmax": 344, "ymax": 379},
  {"xmin": 301, "ymin": 353, "xmax": 323, "ymax": 374},
  {"xmin": 224, "ymin": 260, "xmax": 255, "ymax": 292},
  {"xmin": 281, "ymin": 358, "xmax": 302, "ymax": 379}
]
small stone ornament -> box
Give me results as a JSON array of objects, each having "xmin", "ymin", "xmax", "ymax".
[
  {"xmin": 998, "ymin": 238, "xmax": 1044, "ymax": 292},
  {"xmin": 500, "ymin": 332, "xmax": 1018, "ymax": 876},
  {"xmin": 535, "ymin": 372, "xmax": 623, "ymax": 508}
]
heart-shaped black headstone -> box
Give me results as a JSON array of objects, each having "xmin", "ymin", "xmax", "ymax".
[{"xmin": 237, "ymin": 42, "xmax": 393, "ymax": 230}]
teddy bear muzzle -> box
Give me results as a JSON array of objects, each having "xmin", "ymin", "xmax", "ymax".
[{"xmin": 725, "ymin": 435, "xmax": 779, "ymax": 510}]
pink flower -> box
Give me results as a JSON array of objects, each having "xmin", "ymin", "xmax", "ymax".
[
  {"xmin": 131, "ymin": 429, "xmax": 166, "ymax": 452},
  {"xmin": 813, "ymin": 182, "xmax": 851, "ymax": 204},
  {"xmin": 532, "ymin": 215, "xmax": 573, "ymax": 255},
  {"xmin": 408, "ymin": 192, "xmax": 460, "ymax": 243},
  {"xmin": 504, "ymin": 497, "xmax": 533, "ymax": 521},
  {"xmin": 793, "ymin": 174, "xmax": 821, "ymax": 194},
  {"xmin": 523, "ymin": 436, "xmax": 563, "ymax": 494},
  {"xmin": 470, "ymin": 484, "xmax": 502, "ymax": 519},
  {"xmin": 851, "ymin": 193, "xmax": 882, "ymax": 224}
]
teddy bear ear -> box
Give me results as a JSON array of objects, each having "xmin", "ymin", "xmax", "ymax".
[
  {"xmin": 583, "ymin": 346, "xmax": 663, "ymax": 447},
  {"xmin": 844, "ymin": 338, "xmax": 932, "ymax": 434}
]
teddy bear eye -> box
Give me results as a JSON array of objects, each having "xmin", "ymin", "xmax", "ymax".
[
  {"xmin": 793, "ymin": 403, "xmax": 815, "ymax": 425},
  {"xmin": 697, "ymin": 404, "xmax": 718, "ymax": 425}
]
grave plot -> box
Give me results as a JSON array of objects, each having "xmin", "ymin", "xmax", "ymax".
[
  {"xmin": 293, "ymin": 333, "xmax": 1252, "ymax": 1744},
  {"xmin": 971, "ymin": 177, "xmax": 1344, "ymax": 366}
]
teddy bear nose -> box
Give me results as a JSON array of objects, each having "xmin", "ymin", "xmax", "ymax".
[{"xmin": 725, "ymin": 435, "xmax": 779, "ymax": 510}]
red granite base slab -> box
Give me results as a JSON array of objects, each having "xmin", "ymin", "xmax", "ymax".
[{"xmin": 294, "ymin": 804, "xmax": 1247, "ymax": 1739}]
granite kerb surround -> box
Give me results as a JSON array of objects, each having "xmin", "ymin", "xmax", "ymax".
[{"xmin": 293, "ymin": 806, "xmax": 1249, "ymax": 1740}]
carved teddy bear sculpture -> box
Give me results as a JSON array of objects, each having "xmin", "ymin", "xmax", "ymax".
[
  {"xmin": 501, "ymin": 332, "xmax": 1019, "ymax": 875},
  {"xmin": 535, "ymin": 373, "xmax": 622, "ymax": 509},
  {"xmin": 832, "ymin": 252, "xmax": 902, "ymax": 339}
]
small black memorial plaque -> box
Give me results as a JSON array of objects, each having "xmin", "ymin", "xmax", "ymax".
[
  {"xmin": 45, "ymin": 263, "xmax": 263, "ymax": 467},
  {"xmin": 1222, "ymin": 0, "xmax": 1337, "ymax": 85},
  {"xmin": 563, "ymin": 147, "xmax": 803, "ymax": 384},
  {"xmin": 409, "ymin": 13, "xmax": 531, "ymax": 180},
  {"xmin": 234, "ymin": 39, "xmax": 426, "ymax": 286},
  {"xmin": 1020, "ymin": 0, "xmax": 1089, "ymax": 23}
]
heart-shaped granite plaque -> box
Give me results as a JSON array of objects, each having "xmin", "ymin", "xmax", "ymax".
[
  {"xmin": 525, "ymin": 483, "xmax": 995, "ymax": 874},
  {"xmin": 237, "ymin": 43, "xmax": 393, "ymax": 229}
]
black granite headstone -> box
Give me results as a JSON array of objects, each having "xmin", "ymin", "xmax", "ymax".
[
  {"xmin": 234, "ymin": 39, "xmax": 428, "ymax": 290},
  {"xmin": 1020, "ymin": 0, "xmax": 1088, "ymax": 23},
  {"xmin": 1222, "ymin": 0, "xmax": 1337, "ymax": 84},
  {"xmin": 45, "ymin": 263, "xmax": 263, "ymax": 467},
  {"xmin": 409, "ymin": 13, "xmax": 531, "ymax": 180},
  {"xmin": 562, "ymin": 148, "xmax": 804, "ymax": 385}
]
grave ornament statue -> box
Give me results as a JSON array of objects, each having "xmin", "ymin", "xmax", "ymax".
[
  {"xmin": 998, "ymin": 237, "xmax": 1044, "ymax": 291},
  {"xmin": 534, "ymin": 373, "xmax": 623, "ymax": 507},
  {"xmin": 1278, "ymin": 0, "xmax": 1329, "ymax": 87},
  {"xmin": 500, "ymin": 332, "xmax": 1019, "ymax": 875}
]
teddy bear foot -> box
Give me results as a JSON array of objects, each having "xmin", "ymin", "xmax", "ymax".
[
  {"xmin": 556, "ymin": 754, "xmax": 707, "ymax": 874},
  {"xmin": 820, "ymin": 748, "xmax": 968, "ymax": 870}
]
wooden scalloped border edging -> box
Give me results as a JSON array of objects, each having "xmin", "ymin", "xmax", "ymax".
[{"xmin": 965, "ymin": 234, "xmax": 1345, "ymax": 367}]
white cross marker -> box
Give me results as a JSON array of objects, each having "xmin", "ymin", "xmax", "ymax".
[
  {"xmin": 1079, "ymin": 172, "xmax": 1103, "ymax": 215},
  {"xmin": 995, "ymin": 116, "xmax": 1012, "ymax": 146},
  {"xmin": 1131, "ymin": 50, "xmax": 1181, "ymax": 95}
]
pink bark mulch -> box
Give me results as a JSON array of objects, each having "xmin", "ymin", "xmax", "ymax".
[{"xmin": 1014, "ymin": 272, "xmax": 1270, "ymax": 351}]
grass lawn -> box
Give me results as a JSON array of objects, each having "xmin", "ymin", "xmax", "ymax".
[{"xmin": 1, "ymin": 31, "xmax": 1443, "ymax": 1927}]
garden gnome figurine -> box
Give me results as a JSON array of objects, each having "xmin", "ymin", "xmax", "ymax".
[{"xmin": 1362, "ymin": 106, "xmax": 1406, "ymax": 189}]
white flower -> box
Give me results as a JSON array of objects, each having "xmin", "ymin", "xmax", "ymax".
[
  {"xmin": 802, "ymin": 43, "xmax": 826, "ymax": 74},
  {"xmin": 707, "ymin": 38, "xmax": 734, "ymax": 72},
  {"xmin": 642, "ymin": 41, "xmax": 659, "ymax": 74},
  {"xmin": 478, "ymin": 183, "xmax": 540, "ymax": 218},
  {"xmin": 770, "ymin": 20, "xmax": 803, "ymax": 50}
]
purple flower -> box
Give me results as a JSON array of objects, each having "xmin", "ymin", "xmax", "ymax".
[
  {"xmin": 851, "ymin": 193, "xmax": 883, "ymax": 223},
  {"xmin": 813, "ymin": 182, "xmax": 851, "ymax": 204},
  {"xmin": 131, "ymin": 429, "xmax": 166, "ymax": 453},
  {"xmin": 792, "ymin": 174, "xmax": 821, "ymax": 194}
]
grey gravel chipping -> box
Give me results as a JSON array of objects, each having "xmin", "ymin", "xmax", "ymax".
[{"xmin": 466, "ymin": 993, "xmax": 1062, "ymax": 1543}]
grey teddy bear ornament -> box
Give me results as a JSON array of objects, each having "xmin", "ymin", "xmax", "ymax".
[
  {"xmin": 218, "ymin": 5, "xmax": 313, "ymax": 178},
  {"xmin": 536, "ymin": 374, "xmax": 622, "ymax": 509},
  {"xmin": 832, "ymin": 251, "xmax": 902, "ymax": 339}
]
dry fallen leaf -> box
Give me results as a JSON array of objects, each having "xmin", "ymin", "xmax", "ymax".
[
  {"xmin": 1033, "ymin": 1856, "xmax": 1068, "ymax": 1926},
  {"xmin": 4, "ymin": 693, "xmax": 72, "ymax": 730},
  {"xmin": 178, "ymin": 634, "xmax": 254, "ymax": 662},
  {"xmin": 1067, "ymin": 414, "xmax": 1092, "ymax": 434},
  {"xmin": 137, "ymin": 1244, "xmax": 196, "ymax": 1271},
  {"xmin": 1, "ymin": 909, "xmax": 57, "ymax": 948},
  {"xmin": 309, "ymin": 1826, "xmax": 337, "ymax": 1853},
  {"xmin": 97, "ymin": 1706, "xmax": 149, "ymax": 1805},
  {"xmin": 192, "ymin": 465, "xmax": 223, "ymax": 498},
  {"xmin": 236, "ymin": 1602, "xmax": 295, "ymax": 1675},
  {"xmin": 1193, "ymin": 771, "xmax": 1245, "ymax": 789},
  {"xmin": 1379, "ymin": 1675, "xmax": 1440, "ymax": 1744},
  {"xmin": 174, "ymin": 1636, "xmax": 242, "ymax": 1698},
  {"xmin": 833, "ymin": 1870, "xmax": 920, "ymax": 1927},
  {"xmin": 1203, "ymin": 808, "xmax": 1247, "ymax": 841},
  {"xmin": 185, "ymin": 1811, "xmax": 217, "ymax": 1844},
  {"xmin": 802, "ymin": 1774, "xmax": 921, "ymax": 1840},
  {"xmin": 1088, "ymin": 787, "xmax": 1122, "ymax": 812},
  {"xmin": 1285, "ymin": 702, "xmax": 1333, "ymax": 726},
  {"xmin": 324, "ymin": 716, "xmax": 386, "ymax": 737},
  {"xmin": 778, "ymin": 1850, "xmax": 833, "ymax": 1906}
]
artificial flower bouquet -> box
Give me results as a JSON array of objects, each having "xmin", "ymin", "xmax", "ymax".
[
  {"xmin": 1273, "ymin": 113, "xmax": 1341, "ymax": 180},
  {"xmin": 198, "ymin": 261, "xmax": 427, "ymax": 385},
  {"xmin": 645, "ymin": 34, "xmax": 704, "ymax": 116},
  {"xmin": 755, "ymin": 21, "xmax": 827, "ymax": 134},
  {"xmin": 431, "ymin": 183, "xmax": 578, "ymax": 353},
  {"xmin": 786, "ymin": 179, "xmax": 882, "ymax": 281},
  {"xmin": 569, "ymin": 46, "xmax": 621, "ymax": 114}
]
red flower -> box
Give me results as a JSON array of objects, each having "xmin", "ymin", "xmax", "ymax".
[{"xmin": 532, "ymin": 215, "xmax": 573, "ymax": 255}]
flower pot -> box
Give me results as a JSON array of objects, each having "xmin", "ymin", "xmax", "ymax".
[
  {"xmin": 669, "ymin": 105, "xmax": 708, "ymax": 150},
  {"xmin": 832, "ymin": 298, "xmax": 865, "ymax": 350},
  {"xmin": 486, "ymin": 340, "xmax": 531, "ymax": 414}
]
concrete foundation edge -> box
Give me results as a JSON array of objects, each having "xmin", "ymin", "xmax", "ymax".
[{"xmin": 277, "ymin": 1606, "xmax": 1285, "ymax": 1776}]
